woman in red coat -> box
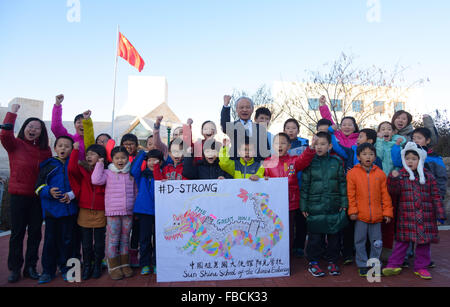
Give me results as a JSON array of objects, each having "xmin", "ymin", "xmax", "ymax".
[
  {"xmin": 382, "ymin": 143, "xmax": 446, "ymax": 280},
  {"xmin": 0, "ymin": 104, "xmax": 52, "ymax": 283}
]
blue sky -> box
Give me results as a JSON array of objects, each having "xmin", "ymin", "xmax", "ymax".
[{"xmin": 1, "ymin": 0, "xmax": 449, "ymax": 128}]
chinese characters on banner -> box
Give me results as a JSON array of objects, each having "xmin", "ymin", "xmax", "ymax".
[{"xmin": 155, "ymin": 178, "xmax": 290, "ymax": 282}]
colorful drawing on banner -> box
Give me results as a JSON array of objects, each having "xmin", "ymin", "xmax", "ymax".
[{"xmin": 163, "ymin": 189, "xmax": 284, "ymax": 260}]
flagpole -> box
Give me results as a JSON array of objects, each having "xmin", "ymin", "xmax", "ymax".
[{"xmin": 111, "ymin": 25, "xmax": 120, "ymax": 140}]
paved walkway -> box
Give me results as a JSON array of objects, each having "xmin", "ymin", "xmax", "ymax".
[{"xmin": 1, "ymin": 230, "xmax": 449, "ymax": 287}]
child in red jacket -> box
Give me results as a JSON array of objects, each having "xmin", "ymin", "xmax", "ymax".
[
  {"xmin": 154, "ymin": 139, "xmax": 187, "ymax": 180},
  {"xmin": 263, "ymin": 133, "xmax": 316, "ymax": 254},
  {"xmin": 68, "ymin": 142, "xmax": 107, "ymax": 280}
]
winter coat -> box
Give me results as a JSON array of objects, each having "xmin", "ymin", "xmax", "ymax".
[
  {"xmin": 319, "ymin": 105, "xmax": 359, "ymax": 147},
  {"xmin": 387, "ymin": 168, "xmax": 446, "ymax": 244},
  {"xmin": 264, "ymin": 147, "xmax": 316, "ymax": 211},
  {"xmin": 153, "ymin": 160, "xmax": 187, "ymax": 181},
  {"xmin": 219, "ymin": 147, "xmax": 265, "ymax": 179},
  {"xmin": 35, "ymin": 157, "xmax": 78, "ymax": 219},
  {"xmin": 51, "ymin": 104, "xmax": 85, "ymax": 160},
  {"xmin": 131, "ymin": 151, "xmax": 156, "ymax": 216},
  {"xmin": 424, "ymin": 150, "xmax": 448, "ymax": 200},
  {"xmin": 300, "ymin": 154, "xmax": 349, "ymax": 234},
  {"xmin": 375, "ymin": 135, "xmax": 405, "ymax": 175},
  {"xmin": 182, "ymin": 156, "xmax": 232, "ymax": 180},
  {"xmin": 0, "ymin": 112, "xmax": 52, "ymax": 196},
  {"xmin": 346, "ymin": 164, "xmax": 393, "ymax": 224},
  {"xmin": 91, "ymin": 161, "xmax": 136, "ymax": 216},
  {"xmin": 67, "ymin": 149, "xmax": 105, "ymax": 211}
]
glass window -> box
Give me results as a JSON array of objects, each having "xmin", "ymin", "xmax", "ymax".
[
  {"xmin": 373, "ymin": 101, "xmax": 385, "ymax": 114},
  {"xmin": 330, "ymin": 99, "xmax": 342, "ymax": 112},
  {"xmin": 352, "ymin": 100, "xmax": 363, "ymax": 112},
  {"xmin": 394, "ymin": 101, "xmax": 404, "ymax": 112},
  {"xmin": 308, "ymin": 98, "xmax": 319, "ymax": 111}
]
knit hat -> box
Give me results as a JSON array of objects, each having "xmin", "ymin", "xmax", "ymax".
[{"xmin": 401, "ymin": 142, "xmax": 427, "ymax": 184}]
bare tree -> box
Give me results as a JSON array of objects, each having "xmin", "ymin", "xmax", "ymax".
[
  {"xmin": 229, "ymin": 85, "xmax": 284, "ymax": 127},
  {"xmin": 276, "ymin": 52, "xmax": 426, "ymax": 133}
]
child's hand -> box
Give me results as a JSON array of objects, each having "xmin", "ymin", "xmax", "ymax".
[
  {"xmin": 391, "ymin": 170, "xmax": 400, "ymax": 178},
  {"xmin": 319, "ymin": 95, "xmax": 326, "ymax": 106},
  {"xmin": 264, "ymin": 176, "xmax": 269, "ymax": 181},
  {"xmin": 249, "ymin": 175, "xmax": 260, "ymax": 181},
  {"xmin": 331, "ymin": 124, "xmax": 338, "ymax": 131},
  {"xmin": 83, "ymin": 110, "xmax": 91, "ymax": 119},
  {"xmin": 187, "ymin": 118, "xmax": 193, "ymax": 126},
  {"xmin": 218, "ymin": 176, "xmax": 225, "ymax": 180},
  {"xmin": 11, "ymin": 104, "xmax": 20, "ymax": 114},
  {"xmin": 377, "ymin": 131, "xmax": 383, "ymax": 139},
  {"xmin": 156, "ymin": 116, "xmax": 163, "ymax": 127},
  {"xmin": 350, "ymin": 214, "xmax": 358, "ymax": 221},
  {"xmin": 395, "ymin": 138, "xmax": 403, "ymax": 146},
  {"xmin": 302, "ymin": 212, "xmax": 309, "ymax": 218},
  {"xmin": 73, "ymin": 142, "xmax": 80, "ymax": 150},
  {"xmin": 59, "ymin": 193, "xmax": 71, "ymax": 204},
  {"xmin": 384, "ymin": 216, "xmax": 392, "ymax": 224},
  {"xmin": 98, "ymin": 158, "xmax": 104, "ymax": 164},
  {"xmin": 222, "ymin": 138, "xmax": 229, "ymax": 148},
  {"xmin": 224, "ymin": 95, "xmax": 232, "ymax": 107},
  {"xmin": 50, "ymin": 187, "xmax": 62, "ymax": 199},
  {"xmin": 55, "ymin": 94, "xmax": 64, "ymax": 106}
]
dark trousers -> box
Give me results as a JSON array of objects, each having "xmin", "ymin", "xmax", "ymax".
[
  {"xmin": 293, "ymin": 209, "xmax": 307, "ymax": 250},
  {"xmin": 306, "ymin": 232, "xmax": 341, "ymax": 264},
  {"xmin": 342, "ymin": 219, "xmax": 355, "ymax": 259},
  {"xmin": 72, "ymin": 223, "xmax": 82, "ymax": 260},
  {"xmin": 41, "ymin": 215, "xmax": 76, "ymax": 276},
  {"xmin": 8, "ymin": 194, "xmax": 43, "ymax": 272},
  {"xmin": 80, "ymin": 227, "xmax": 106, "ymax": 265},
  {"xmin": 130, "ymin": 214, "xmax": 140, "ymax": 250},
  {"xmin": 137, "ymin": 214, "xmax": 155, "ymax": 267}
]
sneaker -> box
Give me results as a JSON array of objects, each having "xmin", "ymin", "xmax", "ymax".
[
  {"xmin": 308, "ymin": 262, "xmax": 326, "ymax": 277},
  {"xmin": 414, "ymin": 269, "xmax": 432, "ymax": 280},
  {"xmin": 358, "ymin": 267, "xmax": 369, "ymax": 277},
  {"xmin": 141, "ymin": 266, "xmax": 151, "ymax": 275},
  {"xmin": 428, "ymin": 261, "xmax": 436, "ymax": 268},
  {"xmin": 327, "ymin": 263, "xmax": 341, "ymax": 276},
  {"xmin": 401, "ymin": 260, "xmax": 409, "ymax": 268},
  {"xmin": 382, "ymin": 267, "xmax": 402, "ymax": 277},
  {"xmin": 38, "ymin": 273, "xmax": 53, "ymax": 284},
  {"xmin": 293, "ymin": 248, "xmax": 304, "ymax": 258},
  {"xmin": 343, "ymin": 257, "xmax": 353, "ymax": 265}
]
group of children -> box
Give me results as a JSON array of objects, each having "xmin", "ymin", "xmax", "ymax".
[{"xmin": 2, "ymin": 93, "xmax": 447, "ymax": 284}]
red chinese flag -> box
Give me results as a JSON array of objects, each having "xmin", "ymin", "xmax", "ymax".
[{"xmin": 117, "ymin": 32, "xmax": 145, "ymax": 72}]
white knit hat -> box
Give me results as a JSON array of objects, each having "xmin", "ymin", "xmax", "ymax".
[{"xmin": 401, "ymin": 142, "xmax": 428, "ymax": 184}]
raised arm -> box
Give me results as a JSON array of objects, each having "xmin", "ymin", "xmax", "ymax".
[
  {"xmin": 319, "ymin": 96, "xmax": 336, "ymax": 125},
  {"xmin": 294, "ymin": 146, "xmax": 316, "ymax": 172},
  {"xmin": 221, "ymin": 95, "xmax": 232, "ymax": 134},
  {"xmin": 153, "ymin": 116, "xmax": 169, "ymax": 160},
  {"xmin": 218, "ymin": 143, "xmax": 235, "ymax": 177},
  {"xmin": 82, "ymin": 111, "xmax": 95, "ymax": 152},
  {"xmin": 422, "ymin": 114, "xmax": 439, "ymax": 146},
  {"xmin": 0, "ymin": 105, "xmax": 20, "ymax": 152},
  {"xmin": 105, "ymin": 138, "xmax": 116, "ymax": 163},
  {"xmin": 51, "ymin": 95, "xmax": 70, "ymax": 138},
  {"xmin": 91, "ymin": 160, "xmax": 107, "ymax": 186},
  {"xmin": 131, "ymin": 150, "xmax": 146, "ymax": 180}
]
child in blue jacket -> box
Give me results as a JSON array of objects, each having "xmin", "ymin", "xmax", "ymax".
[
  {"xmin": 35, "ymin": 136, "xmax": 78, "ymax": 284},
  {"xmin": 130, "ymin": 149, "xmax": 164, "ymax": 275}
]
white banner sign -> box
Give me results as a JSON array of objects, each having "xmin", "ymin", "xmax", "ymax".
[{"xmin": 155, "ymin": 178, "xmax": 290, "ymax": 283}]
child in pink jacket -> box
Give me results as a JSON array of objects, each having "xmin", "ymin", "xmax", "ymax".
[
  {"xmin": 91, "ymin": 146, "xmax": 137, "ymax": 280},
  {"xmin": 319, "ymin": 95, "xmax": 359, "ymax": 148}
]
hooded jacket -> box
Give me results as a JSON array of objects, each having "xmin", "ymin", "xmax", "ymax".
[
  {"xmin": 300, "ymin": 154, "xmax": 349, "ymax": 234},
  {"xmin": 35, "ymin": 157, "xmax": 78, "ymax": 219},
  {"xmin": 218, "ymin": 146, "xmax": 265, "ymax": 179},
  {"xmin": 91, "ymin": 161, "xmax": 136, "ymax": 216},
  {"xmin": 131, "ymin": 151, "xmax": 156, "ymax": 216},
  {"xmin": 264, "ymin": 147, "xmax": 316, "ymax": 211},
  {"xmin": 319, "ymin": 104, "xmax": 359, "ymax": 147},
  {"xmin": 67, "ymin": 149, "xmax": 105, "ymax": 211},
  {"xmin": 346, "ymin": 164, "xmax": 393, "ymax": 224}
]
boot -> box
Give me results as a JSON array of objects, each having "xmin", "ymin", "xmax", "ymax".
[
  {"xmin": 92, "ymin": 259, "xmax": 103, "ymax": 279},
  {"xmin": 82, "ymin": 262, "xmax": 93, "ymax": 280},
  {"xmin": 107, "ymin": 256, "xmax": 123, "ymax": 280},
  {"xmin": 120, "ymin": 254, "xmax": 134, "ymax": 278},
  {"xmin": 129, "ymin": 248, "xmax": 139, "ymax": 268}
]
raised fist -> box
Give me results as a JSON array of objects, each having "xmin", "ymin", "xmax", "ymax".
[
  {"xmin": 391, "ymin": 170, "xmax": 400, "ymax": 178},
  {"xmin": 224, "ymin": 95, "xmax": 232, "ymax": 107},
  {"xmin": 83, "ymin": 110, "xmax": 91, "ymax": 119},
  {"xmin": 395, "ymin": 138, "xmax": 403, "ymax": 146},
  {"xmin": 55, "ymin": 94, "xmax": 64, "ymax": 105},
  {"xmin": 319, "ymin": 95, "xmax": 326, "ymax": 106},
  {"xmin": 187, "ymin": 118, "xmax": 193, "ymax": 126},
  {"xmin": 73, "ymin": 142, "xmax": 80, "ymax": 150}
]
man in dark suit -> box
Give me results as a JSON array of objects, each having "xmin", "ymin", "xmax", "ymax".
[{"xmin": 220, "ymin": 95, "xmax": 271, "ymax": 161}]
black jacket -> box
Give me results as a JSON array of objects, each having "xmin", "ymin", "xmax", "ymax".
[{"xmin": 182, "ymin": 156, "xmax": 232, "ymax": 180}]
